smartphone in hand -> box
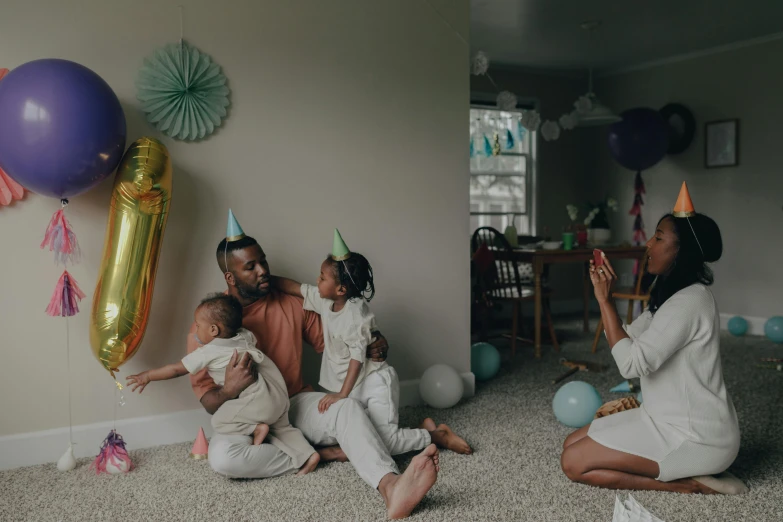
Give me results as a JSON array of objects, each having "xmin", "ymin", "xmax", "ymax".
[{"xmin": 593, "ymin": 249, "xmax": 604, "ymax": 267}]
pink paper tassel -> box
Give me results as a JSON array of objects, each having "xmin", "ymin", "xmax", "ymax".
[
  {"xmin": 91, "ymin": 430, "xmax": 133, "ymax": 475},
  {"xmin": 46, "ymin": 270, "xmax": 85, "ymax": 317},
  {"xmin": 634, "ymin": 171, "xmax": 646, "ymax": 194},
  {"xmin": 41, "ymin": 206, "xmax": 81, "ymax": 265},
  {"xmin": 0, "ymin": 168, "xmax": 25, "ymax": 206}
]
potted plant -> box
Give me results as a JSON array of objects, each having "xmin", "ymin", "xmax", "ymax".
[{"xmin": 584, "ymin": 197, "xmax": 618, "ymax": 245}]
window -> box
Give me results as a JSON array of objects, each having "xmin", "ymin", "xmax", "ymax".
[{"xmin": 470, "ymin": 104, "xmax": 537, "ymax": 238}]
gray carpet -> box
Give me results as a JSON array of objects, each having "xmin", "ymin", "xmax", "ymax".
[{"xmin": 2, "ymin": 317, "xmax": 781, "ymax": 521}]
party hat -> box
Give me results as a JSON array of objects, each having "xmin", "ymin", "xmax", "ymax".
[
  {"xmin": 226, "ymin": 209, "xmax": 246, "ymax": 242},
  {"xmin": 331, "ymin": 228, "xmax": 351, "ymax": 261},
  {"xmin": 189, "ymin": 427, "xmax": 209, "ymax": 460},
  {"xmin": 672, "ymin": 181, "xmax": 695, "ymax": 218}
]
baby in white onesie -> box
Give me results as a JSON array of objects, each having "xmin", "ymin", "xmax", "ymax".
[
  {"xmin": 126, "ymin": 293, "xmax": 319, "ymax": 475},
  {"xmin": 273, "ymin": 247, "xmax": 471, "ymax": 456}
]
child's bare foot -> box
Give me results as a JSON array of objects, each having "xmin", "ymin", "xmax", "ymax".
[
  {"xmin": 383, "ymin": 444, "xmax": 439, "ymax": 519},
  {"xmin": 252, "ymin": 423, "xmax": 269, "ymax": 445},
  {"xmin": 429, "ymin": 423, "xmax": 472, "ymax": 455},
  {"xmin": 317, "ymin": 445, "xmax": 348, "ymax": 462},
  {"xmin": 296, "ymin": 452, "xmax": 321, "ymax": 476},
  {"xmin": 419, "ymin": 417, "xmax": 436, "ymax": 431}
]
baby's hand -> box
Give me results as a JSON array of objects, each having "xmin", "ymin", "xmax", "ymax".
[
  {"xmin": 318, "ymin": 393, "xmax": 346, "ymax": 414},
  {"xmin": 126, "ymin": 372, "xmax": 151, "ymax": 394}
]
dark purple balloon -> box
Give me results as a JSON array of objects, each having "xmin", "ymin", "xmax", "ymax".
[
  {"xmin": 0, "ymin": 59, "xmax": 126, "ymax": 199},
  {"xmin": 607, "ymin": 108, "xmax": 669, "ymax": 172}
]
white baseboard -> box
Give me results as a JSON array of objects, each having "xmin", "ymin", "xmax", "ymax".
[
  {"xmin": 0, "ymin": 371, "xmax": 476, "ymax": 471},
  {"xmin": 719, "ymin": 313, "xmax": 768, "ymax": 336},
  {"xmin": 398, "ymin": 372, "xmax": 476, "ymax": 408},
  {"xmin": 0, "ymin": 408, "xmax": 213, "ymax": 471}
]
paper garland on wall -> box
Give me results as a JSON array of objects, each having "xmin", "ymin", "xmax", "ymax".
[
  {"xmin": 471, "ymin": 51, "xmax": 588, "ymax": 143},
  {"xmin": 136, "ymin": 41, "xmax": 230, "ymax": 141},
  {"xmin": 0, "ymin": 67, "xmax": 26, "ymax": 207}
]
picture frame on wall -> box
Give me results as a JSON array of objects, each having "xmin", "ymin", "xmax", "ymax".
[{"xmin": 705, "ymin": 119, "xmax": 739, "ymax": 168}]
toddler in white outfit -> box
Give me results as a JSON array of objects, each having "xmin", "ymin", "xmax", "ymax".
[
  {"xmin": 272, "ymin": 229, "xmax": 472, "ymax": 456},
  {"xmin": 126, "ymin": 293, "xmax": 319, "ymax": 475}
]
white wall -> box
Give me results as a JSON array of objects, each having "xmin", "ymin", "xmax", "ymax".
[
  {"xmin": 595, "ymin": 38, "xmax": 783, "ymax": 321},
  {"xmin": 0, "ymin": 0, "xmax": 469, "ymax": 437}
]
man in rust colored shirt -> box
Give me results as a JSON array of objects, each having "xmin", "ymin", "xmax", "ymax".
[{"xmin": 187, "ymin": 233, "xmax": 440, "ymax": 519}]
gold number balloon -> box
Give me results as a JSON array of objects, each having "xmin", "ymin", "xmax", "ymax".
[{"xmin": 90, "ymin": 137, "xmax": 172, "ymax": 377}]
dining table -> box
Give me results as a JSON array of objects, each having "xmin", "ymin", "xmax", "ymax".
[{"xmin": 511, "ymin": 244, "xmax": 648, "ymax": 359}]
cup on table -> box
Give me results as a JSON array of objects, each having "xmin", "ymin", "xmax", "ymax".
[{"xmin": 562, "ymin": 232, "xmax": 574, "ymax": 250}]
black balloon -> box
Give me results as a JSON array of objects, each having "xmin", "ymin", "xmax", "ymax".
[{"xmin": 608, "ymin": 108, "xmax": 670, "ymax": 171}]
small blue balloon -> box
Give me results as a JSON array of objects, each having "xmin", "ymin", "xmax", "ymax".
[
  {"xmin": 471, "ymin": 342, "xmax": 501, "ymax": 381},
  {"xmin": 553, "ymin": 381, "xmax": 603, "ymax": 428},
  {"xmin": 727, "ymin": 316, "xmax": 748, "ymax": 336},
  {"xmin": 765, "ymin": 316, "xmax": 783, "ymax": 344}
]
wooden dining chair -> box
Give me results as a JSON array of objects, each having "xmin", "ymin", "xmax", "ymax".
[
  {"xmin": 471, "ymin": 227, "xmax": 559, "ymax": 357},
  {"xmin": 591, "ymin": 255, "xmax": 650, "ymax": 353}
]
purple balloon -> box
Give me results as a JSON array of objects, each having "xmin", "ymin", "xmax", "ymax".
[
  {"xmin": 607, "ymin": 108, "xmax": 669, "ymax": 172},
  {"xmin": 0, "ymin": 59, "xmax": 126, "ymax": 199}
]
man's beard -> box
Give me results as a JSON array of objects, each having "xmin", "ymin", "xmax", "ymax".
[{"xmin": 234, "ymin": 276, "xmax": 270, "ymax": 300}]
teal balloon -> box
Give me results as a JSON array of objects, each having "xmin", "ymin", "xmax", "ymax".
[
  {"xmin": 553, "ymin": 381, "xmax": 603, "ymax": 428},
  {"xmin": 727, "ymin": 316, "xmax": 748, "ymax": 336},
  {"xmin": 471, "ymin": 342, "xmax": 501, "ymax": 381},
  {"xmin": 765, "ymin": 316, "xmax": 783, "ymax": 343}
]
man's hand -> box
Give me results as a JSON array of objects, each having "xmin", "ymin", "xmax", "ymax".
[
  {"xmin": 318, "ymin": 393, "xmax": 347, "ymax": 413},
  {"xmin": 126, "ymin": 371, "xmax": 151, "ymax": 393},
  {"xmin": 366, "ymin": 332, "xmax": 388, "ymax": 362},
  {"xmin": 223, "ymin": 350, "xmax": 257, "ymax": 399}
]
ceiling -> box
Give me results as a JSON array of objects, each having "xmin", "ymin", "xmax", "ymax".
[{"xmin": 470, "ymin": 0, "xmax": 783, "ymax": 73}]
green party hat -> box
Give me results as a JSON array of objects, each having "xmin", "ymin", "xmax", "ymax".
[
  {"xmin": 226, "ymin": 209, "xmax": 246, "ymax": 242},
  {"xmin": 331, "ymin": 228, "xmax": 351, "ymax": 261}
]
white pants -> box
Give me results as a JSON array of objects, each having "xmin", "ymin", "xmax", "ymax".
[
  {"xmin": 209, "ymin": 390, "xmax": 399, "ymax": 488},
  {"xmin": 350, "ymin": 366, "xmax": 430, "ymax": 456}
]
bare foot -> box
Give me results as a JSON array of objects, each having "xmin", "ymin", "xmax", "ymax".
[
  {"xmin": 296, "ymin": 452, "xmax": 321, "ymax": 476},
  {"xmin": 679, "ymin": 478, "xmax": 720, "ymax": 494},
  {"xmin": 252, "ymin": 424, "xmax": 269, "ymax": 445},
  {"xmin": 317, "ymin": 445, "xmax": 348, "ymax": 463},
  {"xmin": 419, "ymin": 418, "xmax": 436, "ymax": 431},
  {"xmin": 429, "ymin": 423, "xmax": 472, "ymax": 455},
  {"xmin": 383, "ymin": 444, "xmax": 439, "ymax": 519}
]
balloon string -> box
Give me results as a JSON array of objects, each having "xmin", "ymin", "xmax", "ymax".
[
  {"xmin": 178, "ymin": 5, "xmax": 184, "ymax": 44},
  {"xmin": 422, "ymin": 0, "xmax": 468, "ymax": 46},
  {"xmin": 66, "ymin": 317, "xmax": 73, "ymax": 446}
]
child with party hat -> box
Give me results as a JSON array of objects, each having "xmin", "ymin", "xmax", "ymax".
[
  {"xmin": 126, "ymin": 210, "xmax": 320, "ymax": 476},
  {"xmin": 273, "ymin": 229, "xmax": 472, "ymax": 456}
]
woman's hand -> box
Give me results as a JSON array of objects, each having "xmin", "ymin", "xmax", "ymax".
[{"xmin": 589, "ymin": 253, "xmax": 618, "ymax": 303}]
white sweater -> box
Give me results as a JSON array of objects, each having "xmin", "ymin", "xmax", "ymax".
[{"xmin": 612, "ymin": 284, "xmax": 739, "ymax": 448}]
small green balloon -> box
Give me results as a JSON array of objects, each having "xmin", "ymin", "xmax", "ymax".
[{"xmin": 471, "ymin": 342, "xmax": 501, "ymax": 381}]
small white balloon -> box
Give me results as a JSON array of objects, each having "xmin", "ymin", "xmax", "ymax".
[
  {"xmin": 419, "ymin": 364, "xmax": 464, "ymax": 409},
  {"xmin": 57, "ymin": 445, "xmax": 77, "ymax": 472}
]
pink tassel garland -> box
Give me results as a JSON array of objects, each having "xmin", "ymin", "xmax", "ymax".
[
  {"xmin": 630, "ymin": 172, "xmax": 647, "ymax": 245},
  {"xmin": 91, "ymin": 430, "xmax": 133, "ymax": 475},
  {"xmin": 41, "ymin": 207, "xmax": 81, "ymax": 265},
  {"xmin": 46, "ymin": 270, "xmax": 85, "ymax": 317}
]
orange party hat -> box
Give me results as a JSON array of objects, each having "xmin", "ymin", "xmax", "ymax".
[
  {"xmin": 189, "ymin": 427, "xmax": 209, "ymax": 460},
  {"xmin": 672, "ymin": 181, "xmax": 695, "ymax": 217}
]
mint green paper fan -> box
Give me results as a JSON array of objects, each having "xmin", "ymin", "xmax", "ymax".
[{"xmin": 136, "ymin": 41, "xmax": 230, "ymax": 141}]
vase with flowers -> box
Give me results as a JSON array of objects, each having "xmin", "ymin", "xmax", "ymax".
[
  {"xmin": 584, "ymin": 196, "xmax": 618, "ymax": 245},
  {"xmin": 565, "ymin": 205, "xmax": 588, "ymax": 246}
]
